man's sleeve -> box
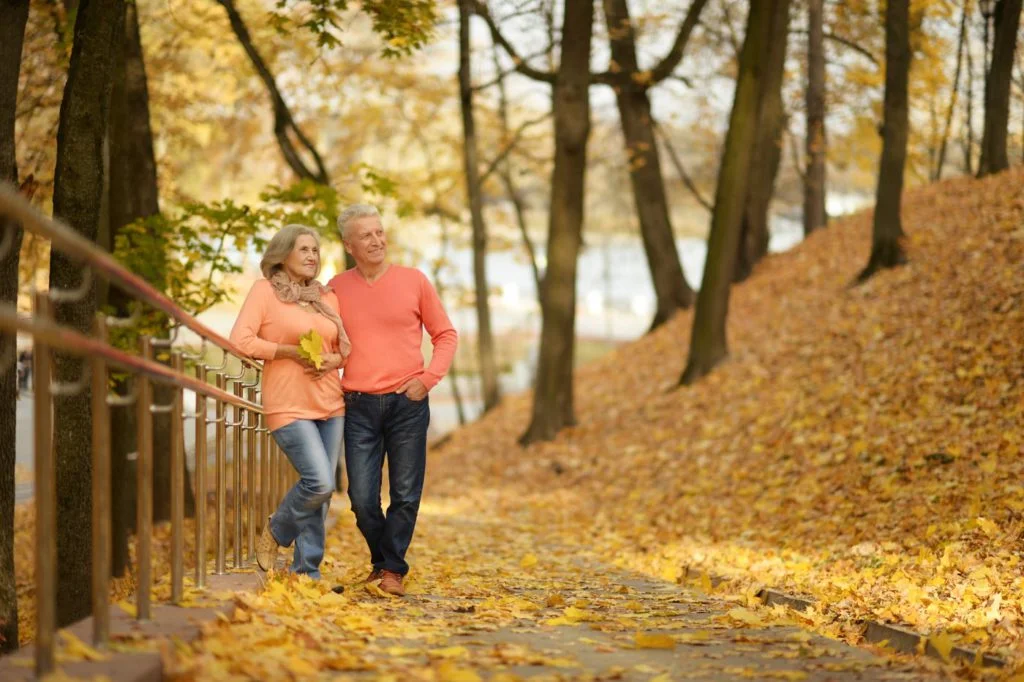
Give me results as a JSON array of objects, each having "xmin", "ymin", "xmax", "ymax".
[{"xmin": 418, "ymin": 271, "xmax": 458, "ymax": 391}]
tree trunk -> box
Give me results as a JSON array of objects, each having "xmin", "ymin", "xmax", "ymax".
[
  {"xmin": 50, "ymin": 0, "xmax": 123, "ymax": 627},
  {"xmin": 803, "ymin": 0, "xmax": 827, "ymax": 234},
  {"xmin": 108, "ymin": 1, "xmax": 196, "ymax": 533},
  {"xmin": 978, "ymin": 0, "xmax": 1023, "ymax": 176},
  {"xmin": 458, "ymin": 0, "xmax": 500, "ymax": 412},
  {"xmin": 519, "ymin": 0, "xmax": 593, "ymax": 445},
  {"xmin": 602, "ymin": 0, "xmax": 695, "ymax": 331},
  {"xmin": 964, "ymin": 24, "xmax": 976, "ymax": 176},
  {"xmin": 680, "ymin": 0, "xmax": 776, "ymax": 385},
  {"xmin": 0, "ymin": 0, "xmax": 29, "ymax": 654},
  {"xmin": 934, "ymin": 1, "xmax": 968, "ymax": 181},
  {"xmin": 857, "ymin": 0, "xmax": 910, "ymax": 282},
  {"xmin": 735, "ymin": 0, "xmax": 790, "ymax": 283}
]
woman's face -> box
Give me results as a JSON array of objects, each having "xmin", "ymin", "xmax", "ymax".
[{"xmin": 282, "ymin": 234, "xmax": 320, "ymax": 283}]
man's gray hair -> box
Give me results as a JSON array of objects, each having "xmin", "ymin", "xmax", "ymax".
[
  {"xmin": 260, "ymin": 224, "xmax": 322, "ymax": 280},
  {"xmin": 337, "ymin": 204, "xmax": 381, "ymax": 240}
]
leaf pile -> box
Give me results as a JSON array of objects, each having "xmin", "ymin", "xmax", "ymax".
[{"xmin": 431, "ymin": 169, "xmax": 1024, "ymax": 664}]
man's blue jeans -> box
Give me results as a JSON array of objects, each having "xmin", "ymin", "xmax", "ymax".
[
  {"xmin": 344, "ymin": 392, "xmax": 429, "ymax": 576},
  {"xmin": 269, "ymin": 416, "xmax": 343, "ymax": 579}
]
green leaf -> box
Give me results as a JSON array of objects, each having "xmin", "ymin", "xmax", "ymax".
[{"xmin": 298, "ymin": 328, "xmax": 324, "ymax": 369}]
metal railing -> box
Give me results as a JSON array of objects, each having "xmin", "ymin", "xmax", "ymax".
[{"xmin": 0, "ymin": 184, "xmax": 295, "ymax": 676}]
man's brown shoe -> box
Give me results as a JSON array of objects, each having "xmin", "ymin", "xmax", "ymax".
[
  {"xmin": 379, "ymin": 570, "xmax": 405, "ymax": 596},
  {"xmin": 363, "ymin": 568, "xmax": 384, "ymax": 584}
]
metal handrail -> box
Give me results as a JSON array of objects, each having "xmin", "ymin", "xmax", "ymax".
[
  {"xmin": 0, "ymin": 304, "xmax": 262, "ymax": 413},
  {"xmin": 0, "ymin": 183, "xmax": 261, "ymax": 370},
  {"xmin": 0, "ymin": 184, "xmax": 299, "ymax": 679}
]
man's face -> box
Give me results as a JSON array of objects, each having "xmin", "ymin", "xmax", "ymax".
[{"xmin": 344, "ymin": 216, "xmax": 387, "ymax": 267}]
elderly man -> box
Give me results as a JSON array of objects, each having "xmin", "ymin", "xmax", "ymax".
[{"xmin": 328, "ymin": 204, "xmax": 458, "ymax": 596}]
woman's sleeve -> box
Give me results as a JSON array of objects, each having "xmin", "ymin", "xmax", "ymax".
[{"xmin": 229, "ymin": 283, "xmax": 279, "ymax": 360}]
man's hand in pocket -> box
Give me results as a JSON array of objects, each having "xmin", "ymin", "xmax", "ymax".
[{"xmin": 396, "ymin": 378, "xmax": 428, "ymax": 401}]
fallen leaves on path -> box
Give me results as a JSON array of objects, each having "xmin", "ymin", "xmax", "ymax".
[
  {"xmin": 167, "ymin": 501, "xmax": 938, "ymax": 681},
  {"xmin": 431, "ymin": 169, "xmax": 1024, "ymax": 669}
]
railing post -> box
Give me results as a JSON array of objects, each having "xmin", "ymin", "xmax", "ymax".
[
  {"xmin": 33, "ymin": 291, "xmax": 55, "ymax": 677},
  {"xmin": 194, "ymin": 361, "xmax": 207, "ymax": 588},
  {"xmin": 170, "ymin": 351, "xmax": 185, "ymax": 603},
  {"xmin": 90, "ymin": 315, "xmax": 111, "ymax": 645},
  {"xmin": 136, "ymin": 336, "xmax": 153, "ymax": 620},
  {"xmin": 260, "ymin": 421, "xmax": 270, "ymax": 526},
  {"xmin": 232, "ymin": 380, "xmax": 243, "ymax": 568},
  {"xmin": 246, "ymin": 384, "xmax": 258, "ymax": 563},
  {"xmin": 215, "ymin": 371, "xmax": 227, "ymax": 575}
]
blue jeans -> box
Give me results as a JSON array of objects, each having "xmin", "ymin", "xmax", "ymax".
[
  {"xmin": 344, "ymin": 392, "xmax": 429, "ymax": 575},
  {"xmin": 269, "ymin": 416, "xmax": 343, "ymax": 579}
]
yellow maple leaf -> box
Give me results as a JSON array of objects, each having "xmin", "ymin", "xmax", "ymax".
[
  {"xmin": 520, "ymin": 553, "xmax": 538, "ymax": 569},
  {"xmin": 928, "ymin": 631, "xmax": 955, "ymax": 662},
  {"xmin": 436, "ymin": 661, "xmax": 482, "ymax": 682},
  {"xmin": 298, "ymin": 328, "xmax": 324, "ymax": 369},
  {"xmin": 287, "ymin": 655, "xmax": 320, "ymax": 676},
  {"xmin": 634, "ymin": 632, "xmax": 676, "ymax": 649},
  {"xmin": 429, "ymin": 646, "xmax": 469, "ymax": 660},
  {"xmin": 59, "ymin": 631, "xmax": 109, "ymax": 662},
  {"xmin": 726, "ymin": 607, "xmax": 765, "ymax": 627}
]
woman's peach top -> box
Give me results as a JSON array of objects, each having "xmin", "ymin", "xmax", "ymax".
[{"xmin": 229, "ymin": 279, "xmax": 344, "ymax": 430}]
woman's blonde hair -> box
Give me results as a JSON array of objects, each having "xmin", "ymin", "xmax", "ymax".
[{"xmin": 260, "ymin": 224, "xmax": 322, "ymax": 280}]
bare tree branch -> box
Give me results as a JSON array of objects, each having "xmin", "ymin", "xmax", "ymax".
[
  {"xmin": 792, "ymin": 28, "xmax": 880, "ymax": 66},
  {"xmin": 652, "ymin": 121, "xmax": 712, "ymax": 212},
  {"xmin": 216, "ymin": 0, "xmax": 330, "ymax": 184},
  {"xmin": 479, "ymin": 112, "xmax": 551, "ymax": 184},
  {"xmin": 648, "ymin": 0, "xmax": 710, "ymax": 83},
  {"xmin": 469, "ymin": 0, "xmax": 556, "ymax": 84}
]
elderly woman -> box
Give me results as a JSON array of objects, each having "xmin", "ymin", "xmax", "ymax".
[{"xmin": 230, "ymin": 224, "xmax": 351, "ymax": 579}]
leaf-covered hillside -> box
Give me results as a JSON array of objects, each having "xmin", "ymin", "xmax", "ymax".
[{"xmin": 431, "ymin": 168, "xmax": 1024, "ymax": 661}]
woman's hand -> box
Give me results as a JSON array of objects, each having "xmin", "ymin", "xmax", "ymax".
[
  {"xmin": 305, "ymin": 352, "xmax": 343, "ymax": 379},
  {"xmin": 274, "ymin": 344, "xmax": 315, "ymax": 367}
]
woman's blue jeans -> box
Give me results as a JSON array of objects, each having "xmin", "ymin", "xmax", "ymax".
[{"xmin": 268, "ymin": 416, "xmax": 343, "ymax": 579}]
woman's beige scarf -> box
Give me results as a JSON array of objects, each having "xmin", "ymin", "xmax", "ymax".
[{"xmin": 269, "ymin": 271, "xmax": 351, "ymax": 357}]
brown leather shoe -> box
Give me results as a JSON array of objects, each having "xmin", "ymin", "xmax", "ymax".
[
  {"xmin": 363, "ymin": 568, "xmax": 384, "ymax": 584},
  {"xmin": 379, "ymin": 570, "xmax": 405, "ymax": 596}
]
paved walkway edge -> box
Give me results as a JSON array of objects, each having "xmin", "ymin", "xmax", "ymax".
[
  {"xmin": 683, "ymin": 568, "xmax": 1007, "ymax": 669},
  {"xmin": 0, "ymin": 508, "xmax": 343, "ymax": 680},
  {"xmin": 0, "ymin": 572, "xmax": 261, "ymax": 682}
]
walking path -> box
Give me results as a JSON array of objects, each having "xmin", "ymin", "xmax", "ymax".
[{"xmin": 167, "ymin": 499, "xmax": 952, "ymax": 681}]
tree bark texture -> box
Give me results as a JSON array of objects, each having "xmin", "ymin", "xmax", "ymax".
[
  {"xmin": 934, "ymin": 1, "xmax": 968, "ymax": 180},
  {"xmin": 964, "ymin": 34, "xmax": 975, "ymax": 175},
  {"xmin": 978, "ymin": 0, "xmax": 1023, "ymax": 176},
  {"xmin": 520, "ymin": 0, "xmax": 593, "ymax": 445},
  {"xmin": 602, "ymin": 0, "xmax": 696, "ymax": 330},
  {"xmin": 458, "ymin": 0, "xmax": 500, "ymax": 412},
  {"xmin": 49, "ymin": 0, "xmax": 124, "ymax": 627},
  {"xmin": 735, "ymin": 0, "xmax": 790, "ymax": 283},
  {"xmin": 106, "ymin": 3, "xmax": 196, "ymax": 575},
  {"xmin": 0, "ymin": 0, "xmax": 29, "ymax": 654},
  {"xmin": 803, "ymin": 0, "xmax": 827, "ymax": 235},
  {"xmin": 858, "ymin": 0, "xmax": 910, "ymax": 282},
  {"xmin": 680, "ymin": 0, "xmax": 776, "ymax": 385}
]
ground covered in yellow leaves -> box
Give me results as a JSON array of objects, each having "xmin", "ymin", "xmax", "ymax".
[
  {"xmin": 431, "ymin": 169, "xmax": 1024, "ymax": 669},
  {"xmin": 167, "ymin": 500, "xmax": 949, "ymax": 681}
]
